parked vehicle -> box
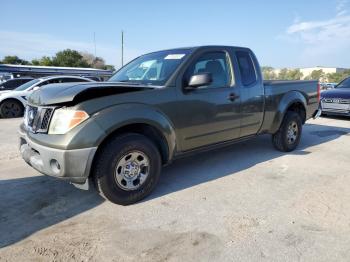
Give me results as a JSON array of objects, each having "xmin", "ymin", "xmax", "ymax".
[
  {"xmin": 0, "ymin": 75, "xmax": 93, "ymax": 118},
  {"xmin": 19, "ymin": 46, "xmax": 320, "ymax": 205},
  {"xmin": 320, "ymin": 82, "xmax": 337, "ymax": 91},
  {"xmin": 0, "ymin": 77, "xmax": 34, "ymax": 91},
  {"xmin": 320, "ymin": 76, "xmax": 350, "ymax": 117},
  {"xmin": 0, "ymin": 64, "xmax": 113, "ymax": 81}
]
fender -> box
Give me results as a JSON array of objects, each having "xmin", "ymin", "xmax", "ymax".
[
  {"xmin": 92, "ymin": 103, "xmax": 177, "ymax": 161},
  {"xmin": 270, "ymin": 91, "xmax": 307, "ymax": 134}
]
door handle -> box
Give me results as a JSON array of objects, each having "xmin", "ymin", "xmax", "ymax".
[{"xmin": 228, "ymin": 93, "xmax": 239, "ymax": 102}]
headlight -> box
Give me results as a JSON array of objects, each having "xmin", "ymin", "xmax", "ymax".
[{"xmin": 48, "ymin": 108, "xmax": 89, "ymax": 134}]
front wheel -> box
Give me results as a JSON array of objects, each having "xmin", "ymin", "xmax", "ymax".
[
  {"xmin": 272, "ymin": 111, "xmax": 302, "ymax": 152},
  {"xmin": 93, "ymin": 133, "xmax": 162, "ymax": 205},
  {"xmin": 0, "ymin": 99, "xmax": 24, "ymax": 118}
]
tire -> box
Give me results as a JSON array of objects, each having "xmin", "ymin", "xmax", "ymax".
[
  {"xmin": 272, "ymin": 111, "xmax": 302, "ymax": 152},
  {"xmin": 93, "ymin": 133, "xmax": 162, "ymax": 205},
  {"xmin": 0, "ymin": 99, "xmax": 24, "ymax": 118}
]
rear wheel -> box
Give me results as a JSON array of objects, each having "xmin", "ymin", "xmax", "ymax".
[
  {"xmin": 272, "ymin": 111, "xmax": 302, "ymax": 152},
  {"xmin": 0, "ymin": 99, "xmax": 24, "ymax": 118},
  {"xmin": 93, "ymin": 133, "xmax": 162, "ymax": 205}
]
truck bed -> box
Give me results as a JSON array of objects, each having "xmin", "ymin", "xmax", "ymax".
[{"xmin": 260, "ymin": 80, "xmax": 319, "ymax": 133}]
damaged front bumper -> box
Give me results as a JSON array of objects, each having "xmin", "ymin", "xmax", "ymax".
[{"xmin": 19, "ymin": 128, "xmax": 97, "ymax": 189}]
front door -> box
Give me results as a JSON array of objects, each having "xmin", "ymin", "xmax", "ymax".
[{"xmin": 175, "ymin": 50, "xmax": 241, "ymax": 151}]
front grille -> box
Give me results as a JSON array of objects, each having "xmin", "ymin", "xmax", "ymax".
[
  {"xmin": 40, "ymin": 108, "xmax": 53, "ymax": 130},
  {"xmin": 25, "ymin": 106, "xmax": 55, "ymax": 133},
  {"xmin": 323, "ymin": 98, "xmax": 350, "ymax": 104}
]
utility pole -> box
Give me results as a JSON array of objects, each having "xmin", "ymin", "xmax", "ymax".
[
  {"xmin": 121, "ymin": 30, "xmax": 124, "ymax": 67},
  {"xmin": 93, "ymin": 32, "xmax": 97, "ymax": 57}
]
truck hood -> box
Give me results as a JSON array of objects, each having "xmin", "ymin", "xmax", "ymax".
[
  {"xmin": 321, "ymin": 88, "xmax": 350, "ymax": 99},
  {"xmin": 28, "ymin": 82, "xmax": 157, "ymax": 106}
]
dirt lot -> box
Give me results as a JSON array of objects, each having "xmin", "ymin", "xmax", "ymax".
[{"xmin": 0, "ymin": 116, "xmax": 350, "ymax": 261}]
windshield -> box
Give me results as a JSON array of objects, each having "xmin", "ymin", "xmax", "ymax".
[
  {"xmin": 108, "ymin": 49, "xmax": 191, "ymax": 86},
  {"xmin": 14, "ymin": 79, "xmax": 40, "ymax": 91},
  {"xmin": 336, "ymin": 77, "xmax": 350, "ymax": 89}
]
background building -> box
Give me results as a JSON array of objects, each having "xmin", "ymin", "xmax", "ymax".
[{"xmin": 300, "ymin": 67, "xmax": 347, "ymax": 78}]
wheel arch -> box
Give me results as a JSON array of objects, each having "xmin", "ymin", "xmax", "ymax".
[
  {"xmin": 90, "ymin": 103, "xmax": 177, "ymax": 167},
  {"xmin": 95, "ymin": 122, "xmax": 171, "ymax": 165},
  {"xmin": 270, "ymin": 91, "xmax": 307, "ymax": 134}
]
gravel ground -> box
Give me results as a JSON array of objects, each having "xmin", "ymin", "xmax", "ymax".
[{"xmin": 0, "ymin": 116, "xmax": 350, "ymax": 261}]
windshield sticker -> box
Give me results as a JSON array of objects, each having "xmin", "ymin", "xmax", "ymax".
[{"xmin": 164, "ymin": 54, "xmax": 185, "ymax": 60}]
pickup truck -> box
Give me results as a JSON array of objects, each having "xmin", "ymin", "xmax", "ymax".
[{"xmin": 19, "ymin": 46, "xmax": 320, "ymax": 205}]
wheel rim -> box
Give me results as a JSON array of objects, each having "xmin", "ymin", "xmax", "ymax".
[
  {"xmin": 114, "ymin": 150, "xmax": 150, "ymax": 191},
  {"xmin": 287, "ymin": 121, "xmax": 298, "ymax": 144},
  {"xmin": 2, "ymin": 102, "xmax": 21, "ymax": 117}
]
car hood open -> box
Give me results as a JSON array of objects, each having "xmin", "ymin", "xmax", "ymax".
[{"xmin": 28, "ymin": 82, "xmax": 157, "ymax": 106}]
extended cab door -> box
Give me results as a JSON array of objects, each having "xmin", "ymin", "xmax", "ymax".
[
  {"xmin": 175, "ymin": 49, "xmax": 241, "ymax": 151},
  {"xmin": 234, "ymin": 50, "xmax": 264, "ymax": 136}
]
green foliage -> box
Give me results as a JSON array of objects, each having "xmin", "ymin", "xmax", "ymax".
[
  {"xmin": 287, "ymin": 69, "xmax": 303, "ymax": 80},
  {"xmin": 277, "ymin": 68, "xmax": 303, "ymax": 80},
  {"xmin": 262, "ymin": 67, "xmax": 303, "ymax": 80},
  {"xmin": 1, "ymin": 55, "xmax": 30, "ymax": 65},
  {"xmin": 326, "ymin": 69, "xmax": 350, "ymax": 83},
  {"xmin": 51, "ymin": 49, "xmax": 89, "ymax": 67},
  {"xmin": 307, "ymin": 70, "xmax": 324, "ymax": 80},
  {"xmin": 261, "ymin": 66, "xmax": 277, "ymax": 80},
  {"xmin": 278, "ymin": 68, "xmax": 289, "ymax": 80},
  {"xmin": 104, "ymin": 64, "xmax": 116, "ymax": 71},
  {"xmin": 1, "ymin": 50, "xmax": 115, "ymax": 70},
  {"xmin": 38, "ymin": 56, "xmax": 54, "ymax": 66}
]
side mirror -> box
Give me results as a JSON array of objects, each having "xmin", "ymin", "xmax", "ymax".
[
  {"xmin": 32, "ymin": 86, "xmax": 40, "ymax": 91},
  {"xmin": 188, "ymin": 73, "xmax": 212, "ymax": 88}
]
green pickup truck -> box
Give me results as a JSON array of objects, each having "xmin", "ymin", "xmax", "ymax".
[{"xmin": 19, "ymin": 46, "xmax": 320, "ymax": 205}]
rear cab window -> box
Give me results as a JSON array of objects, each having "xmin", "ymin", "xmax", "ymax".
[{"xmin": 236, "ymin": 51, "xmax": 257, "ymax": 86}]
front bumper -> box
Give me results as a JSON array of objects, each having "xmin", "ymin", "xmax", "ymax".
[
  {"xmin": 19, "ymin": 129, "xmax": 97, "ymax": 185},
  {"xmin": 320, "ymin": 100, "xmax": 350, "ymax": 116}
]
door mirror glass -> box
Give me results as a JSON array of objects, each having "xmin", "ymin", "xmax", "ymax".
[{"xmin": 188, "ymin": 73, "xmax": 212, "ymax": 88}]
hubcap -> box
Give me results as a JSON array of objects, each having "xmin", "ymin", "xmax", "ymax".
[
  {"xmin": 2, "ymin": 102, "xmax": 21, "ymax": 117},
  {"xmin": 114, "ymin": 151, "xmax": 150, "ymax": 191},
  {"xmin": 287, "ymin": 121, "xmax": 298, "ymax": 144}
]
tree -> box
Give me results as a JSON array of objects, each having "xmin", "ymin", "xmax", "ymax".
[
  {"xmin": 80, "ymin": 52, "xmax": 115, "ymax": 70},
  {"xmin": 327, "ymin": 72, "xmax": 344, "ymax": 83},
  {"xmin": 1, "ymin": 55, "xmax": 30, "ymax": 65},
  {"xmin": 52, "ymin": 49, "xmax": 89, "ymax": 67},
  {"xmin": 262, "ymin": 66, "xmax": 277, "ymax": 80},
  {"xmin": 38, "ymin": 56, "xmax": 54, "ymax": 66},
  {"xmin": 278, "ymin": 68, "xmax": 289, "ymax": 80},
  {"xmin": 1, "ymin": 49, "xmax": 115, "ymax": 70},
  {"xmin": 327, "ymin": 69, "xmax": 350, "ymax": 83},
  {"xmin": 307, "ymin": 70, "xmax": 325, "ymax": 81},
  {"xmin": 104, "ymin": 65, "xmax": 116, "ymax": 71},
  {"xmin": 287, "ymin": 69, "xmax": 303, "ymax": 80}
]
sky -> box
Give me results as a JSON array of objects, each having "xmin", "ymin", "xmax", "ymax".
[{"xmin": 1, "ymin": 0, "xmax": 349, "ymax": 69}]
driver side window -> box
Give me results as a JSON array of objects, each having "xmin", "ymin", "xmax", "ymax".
[{"xmin": 183, "ymin": 52, "xmax": 232, "ymax": 89}]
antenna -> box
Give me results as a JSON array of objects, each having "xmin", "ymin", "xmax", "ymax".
[
  {"xmin": 121, "ymin": 30, "xmax": 124, "ymax": 67},
  {"xmin": 93, "ymin": 32, "xmax": 97, "ymax": 57}
]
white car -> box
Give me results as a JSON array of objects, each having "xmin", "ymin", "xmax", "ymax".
[{"xmin": 0, "ymin": 75, "xmax": 93, "ymax": 118}]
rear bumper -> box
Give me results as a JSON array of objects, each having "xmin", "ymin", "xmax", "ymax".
[{"xmin": 19, "ymin": 129, "xmax": 97, "ymax": 184}]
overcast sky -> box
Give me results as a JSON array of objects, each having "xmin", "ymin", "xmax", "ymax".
[{"xmin": 1, "ymin": 0, "xmax": 349, "ymax": 68}]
